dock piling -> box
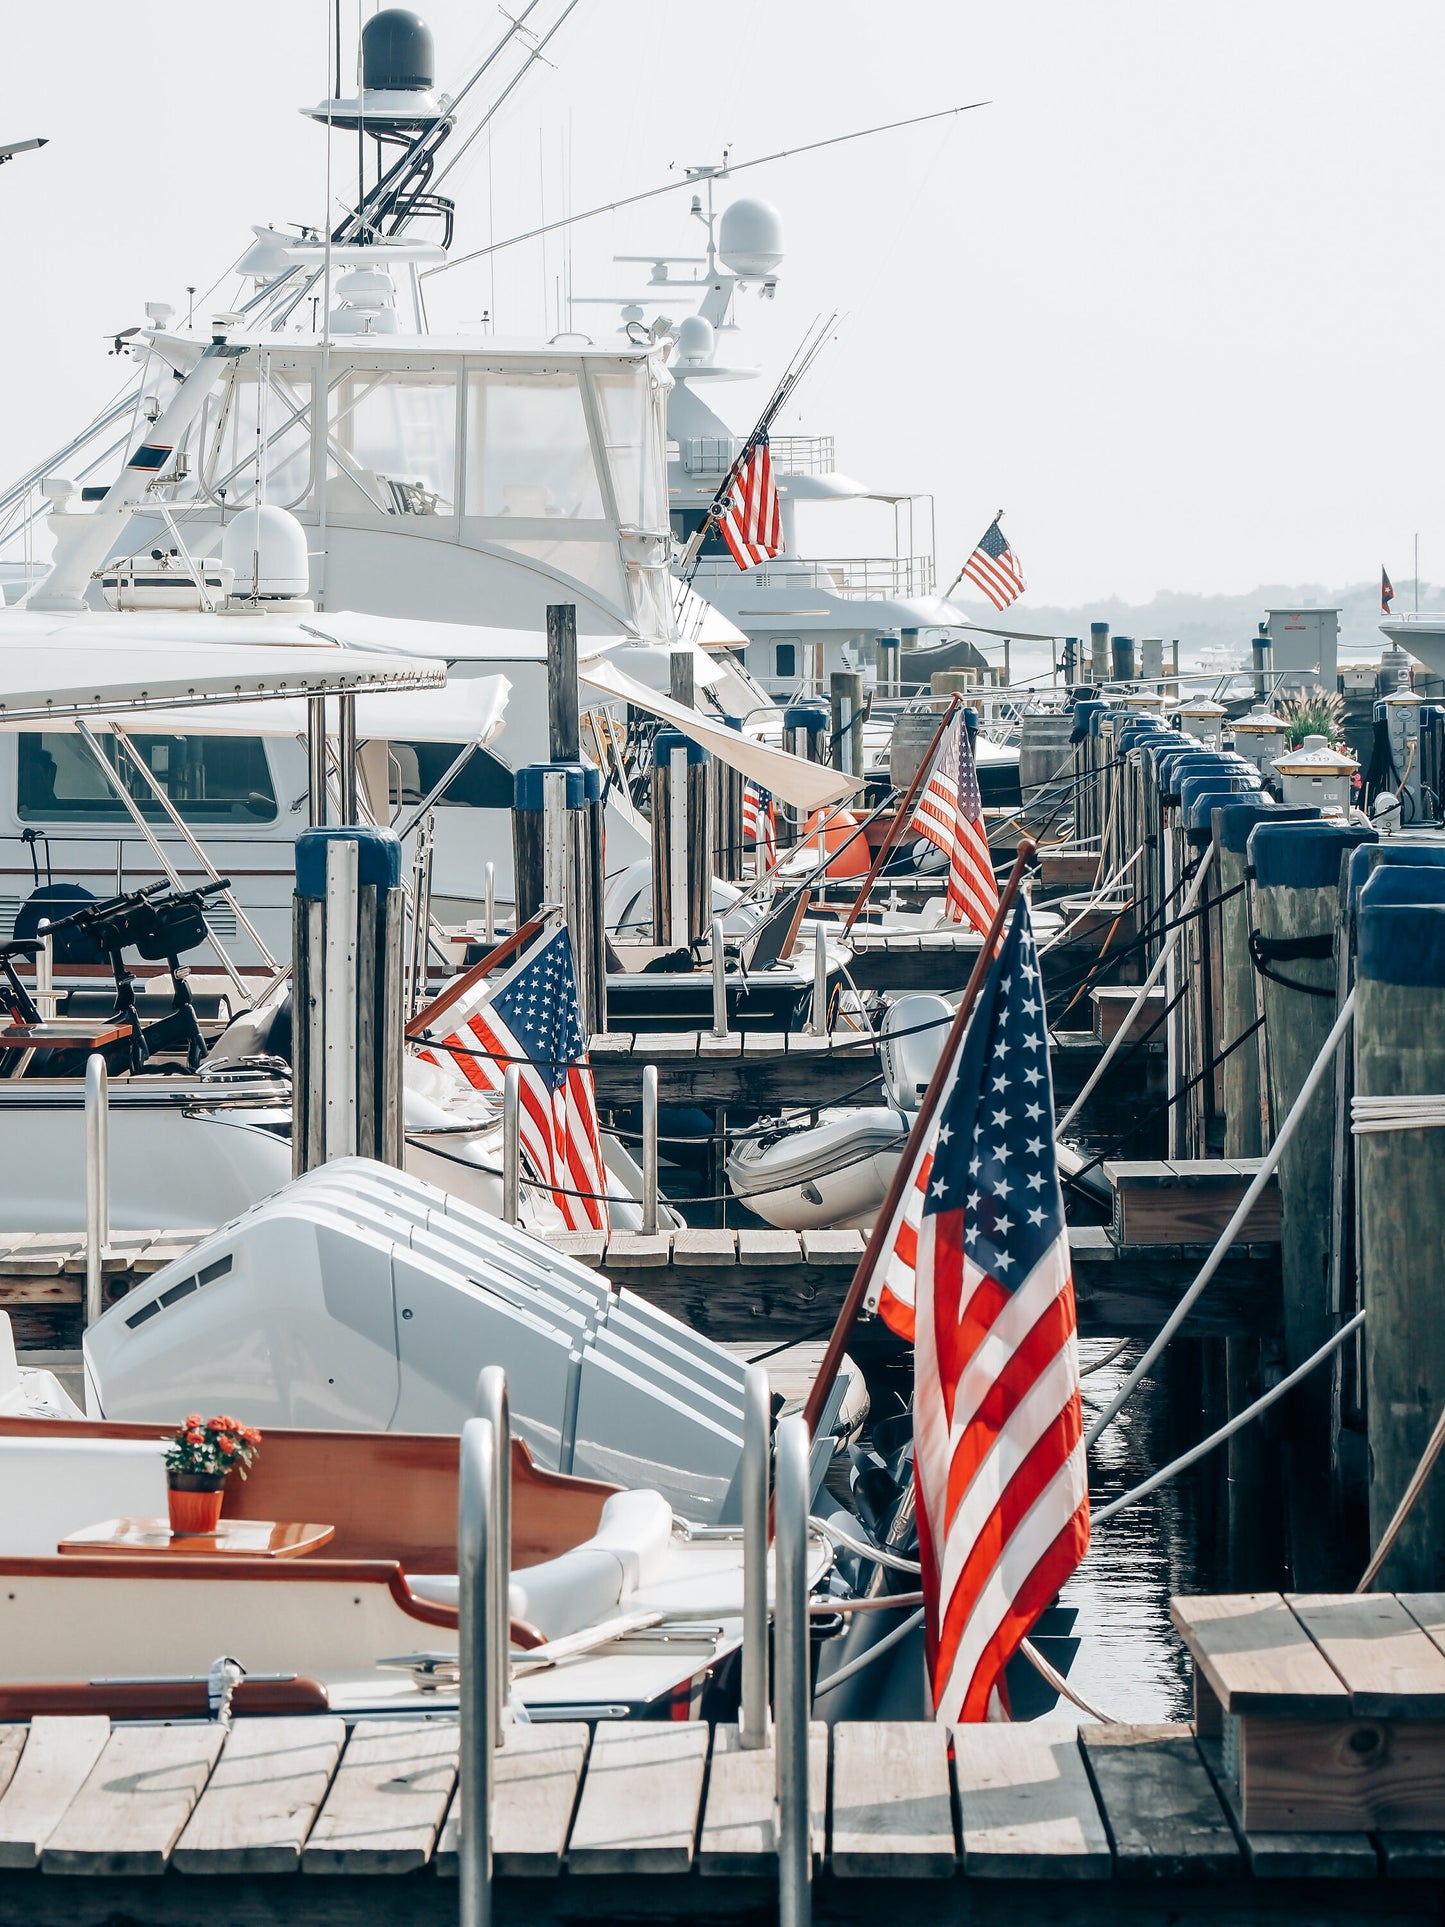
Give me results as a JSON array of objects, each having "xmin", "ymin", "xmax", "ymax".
[
  {"xmin": 458, "ymin": 1414, "xmax": 496, "ymax": 1927},
  {"xmin": 641, "ymin": 1063, "xmax": 659, "ymax": 1235},
  {"xmin": 710, "ymin": 916, "xmax": 730, "ymax": 1040},
  {"xmin": 774, "ymin": 1411, "xmax": 812, "ymax": 1927}
]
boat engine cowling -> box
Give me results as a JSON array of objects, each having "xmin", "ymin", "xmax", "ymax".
[{"xmin": 880, "ymin": 993, "xmax": 953, "ymax": 1113}]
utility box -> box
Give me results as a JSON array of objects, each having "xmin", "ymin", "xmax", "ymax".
[{"xmin": 1265, "ymin": 608, "xmax": 1339, "ymax": 693}]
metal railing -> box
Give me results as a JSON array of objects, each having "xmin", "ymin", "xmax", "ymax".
[
  {"xmin": 84, "ymin": 1053, "xmax": 109, "ymax": 1328},
  {"xmin": 689, "ymin": 554, "xmax": 935, "ymax": 601},
  {"xmin": 774, "ymin": 1411, "xmax": 812, "ymax": 1926},
  {"xmin": 457, "ymin": 1369, "xmax": 513, "ymax": 1927}
]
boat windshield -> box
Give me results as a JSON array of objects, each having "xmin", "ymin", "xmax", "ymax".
[{"xmin": 17, "ymin": 732, "xmax": 279, "ymax": 825}]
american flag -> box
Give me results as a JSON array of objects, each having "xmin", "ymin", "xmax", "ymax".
[
  {"xmin": 908, "ymin": 717, "xmax": 999, "ymax": 933},
  {"xmin": 719, "ymin": 434, "xmax": 783, "ymax": 570},
  {"xmin": 912, "ymin": 897, "xmax": 1088, "ymax": 1721},
  {"xmin": 741, "ymin": 778, "xmax": 777, "ymax": 873},
  {"xmin": 960, "ymin": 517, "xmax": 1025, "ymax": 612},
  {"xmin": 1382, "ymin": 566, "xmax": 1395, "ymax": 615},
  {"xmin": 418, "ymin": 925, "xmax": 610, "ymax": 1233}
]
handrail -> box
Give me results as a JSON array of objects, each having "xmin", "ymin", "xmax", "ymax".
[
  {"xmin": 458, "ymin": 1413, "xmax": 497, "ymax": 1927},
  {"xmin": 774, "ymin": 1412, "xmax": 811, "ymax": 1927},
  {"xmin": 739, "ymin": 1364, "xmax": 771, "ymax": 1750}
]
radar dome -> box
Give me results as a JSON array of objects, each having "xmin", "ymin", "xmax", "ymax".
[
  {"xmin": 222, "ymin": 506, "xmax": 310, "ymax": 600},
  {"xmin": 718, "ymin": 198, "xmax": 784, "ymax": 279},
  {"xmin": 674, "ymin": 315, "xmax": 716, "ymax": 364},
  {"xmin": 362, "ymin": 9, "xmax": 435, "ymax": 92}
]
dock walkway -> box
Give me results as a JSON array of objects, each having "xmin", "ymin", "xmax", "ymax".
[{"xmin": 0, "ymin": 1713, "xmax": 1431, "ymax": 1923}]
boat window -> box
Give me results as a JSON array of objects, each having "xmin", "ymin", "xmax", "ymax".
[
  {"xmin": 198, "ymin": 368, "xmax": 313, "ymax": 508},
  {"xmin": 590, "ymin": 364, "xmax": 663, "ymax": 530},
  {"xmin": 388, "ymin": 742, "xmax": 515, "ymax": 810},
  {"xmin": 464, "ymin": 370, "xmax": 604, "ymax": 519},
  {"xmin": 17, "ymin": 733, "xmax": 279, "ymax": 825},
  {"xmin": 775, "ymin": 642, "xmax": 797, "ymax": 680},
  {"xmin": 328, "ymin": 369, "xmax": 457, "ymax": 516}
]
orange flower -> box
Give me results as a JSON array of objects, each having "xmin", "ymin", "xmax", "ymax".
[
  {"xmin": 218, "ymin": 1437, "xmax": 237, "ymax": 1455},
  {"xmin": 185, "ymin": 1429, "xmax": 204, "ymax": 1444},
  {"xmin": 183, "ymin": 1414, "xmax": 202, "ymax": 1429}
]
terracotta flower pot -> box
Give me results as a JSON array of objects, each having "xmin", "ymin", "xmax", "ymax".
[{"xmin": 167, "ymin": 1473, "xmax": 226, "ymax": 1537}]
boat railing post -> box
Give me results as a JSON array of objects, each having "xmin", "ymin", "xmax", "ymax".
[
  {"xmin": 474, "ymin": 1366, "xmax": 511, "ymax": 1748},
  {"xmin": 484, "ymin": 862, "xmax": 496, "ymax": 946},
  {"xmin": 322, "ymin": 835, "xmax": 359, "ymax": 1160},
  {"xmin": 84, "ymin": 1053, "xmax": 109, "ymax": 1328},
  {"xmin": 739, "ymin": 1364, "xmax": 772, "ymax": 1749},
  {"xmin": 806, "ymin": 924, "xmax": 828, "ymax": 1035},
  {"xmin": 502, "ymin": 1064, "xmax": 521, "ymax": 1226},
  {"xmin": 711, "ymin": 915, "xmax": 730, "ymax": 1041},
  {"xmin": 774, "ymin": 1411, "xmax": 812, "ymax": 1927},
  {"xmin": 458, "ymin": 1415, "xmax": 495, "ymax": 1927},
  {"xmin": 641, "ymin": 1062, "xmax": 659, "ymax": 1234},
  {"xmin": 36, "ymin": 918, "xmax": 54, "ymax": 1020}
]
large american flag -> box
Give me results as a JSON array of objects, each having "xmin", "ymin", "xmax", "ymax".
[
  {"xmin": 418, "ymin": 925, "xmax": 610, "ymax": 1233},
  {"xmin": 719, "ymin": 434, "xmax": 783, "ymax": 570},
  {"xmin": 912, "ymin": 898, "xmax": 1088, "ymax": 1721},
  {"xmin": 741, "ymin": 778, "xmax": 776, "ymax": 873},
  {"xmin": 960, "ymin": 517, "xmax": 1025, "ymax": 611},
  {"xmin": 908, "ymin": 716, "xmax": 999, "ymax": 933}
]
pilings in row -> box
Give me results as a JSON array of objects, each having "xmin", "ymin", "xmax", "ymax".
[
  {"xmin": 512, "ymin": 763, "xmax": 607, "ymax": 1036},
  {"xmin": 292, "ymin": 826, "xmax": 406, "ymax": 1175}
]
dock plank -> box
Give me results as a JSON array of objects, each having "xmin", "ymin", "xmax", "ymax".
[
  {"xmin": 798, "ymin": 1229, "xmax": 865, "ymax": 1266},
  {"xmin": 566, "ymin": 1720, "xmax": 710, "ymax": 1875},
  {"xmin": 736, "ymin": 1228, "xmax": 805, "ymax": 1267},
  {"xmin": 1170, "ymin": 1592, "xmax": 1350, "ymax": 1716},
  {"xmin": 697, "ymin": 1723, "xmax": 828, "ymax": 1875},
  {"xmin": 1238, "ymin": 1712, "xmax": 1445, "ymax": 1834},
  {"xmin": 0, "ymin": 1719, "xmax": 110, "ymax": 1871},
  {"xmin": 171, "ymin": 1716, "xmax": 345, "ymax": 1875},
  {"xmin": 552, "ymin": 1231, "xmax": 606, "ymax": 1268},
  {"xmin": 0, "ymin": 1731, "xmax": 23, "ymax": 1808},
  {"xmin": 1400, "ymin": 1593, "xmax": 1445, "ymax": 1663},
  {"xmin": 1287, "ymin": 1593, "xmax": 1445, "ymax": 1718},
  {"xmin": 830, "ymin": 1722, "xmax": 954, "ymax": 1878},
  {"xmin": 671, "ymin": 1228, "xmax": 739, "ymax": 1266},
  {"xmin": 1196, "ymin": 1734, "xmax": 1377, "ymax": 1879},
  {"xmin": 1079, "ymin": 1723, "xmax": 1240, "ymax": 1877},
  {"xmin": 43, "ymin": 1723, "xmax": 224, "ymax": 1875},
  {"xmin": 603, "ymin": 1231, "xmax": 672, "ymax": 1268},
  {"xmin": 436, "ymin": 1722, "xmax": 590, "ymax": 1877},
  {"xmin": 300, "ymin": 1719, "xmax": 457, "ymax": 1875},
  {"xmin": 951, "ymin": 1723, "xmax": 1111, "ymax": 1880}
]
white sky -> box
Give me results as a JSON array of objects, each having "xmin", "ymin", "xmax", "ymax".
[{"xmin": 2, "ymin": 0, "xmax": 1440, "ymax": 605}]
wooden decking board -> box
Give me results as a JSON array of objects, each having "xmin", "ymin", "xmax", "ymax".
[
  {"xmin": 1107, "ymin": 1159, "xmax": 1281, "ymax": 1247},
  {"xmin": 1170, "ymin": 1592, "xmax": 1351, "ymax": 1716},
  {"xmin": 171, "ymin": 1716, "xmax": 346, "ymax": 1875},
  {"xmin": 1286, "ymin": 1594, "xmax": 1445, "ymax": 1719},
  {"xmin": 697, "ymin": 1722, "xmax": 828, "ymax": 1875},
  {"xmin": 671, "ymin": 1228, "xmax": 740, "ymax": 1266},
  {"xmin": 951, "ymin": 1723, "xmax": 1111, "ymax": 1880},
  {"xmin": 1195, "ymin": 1735, "xmax": 1378, "ymax": 1879},
  {"xmin": 1238, "ymin": 1714, "xmax": 1445, "ymax": 1835},
  {"xmin": 0, "ymin": 1731, "xmax": 24, "ymax": 1809},
  {"xmin": 42, "ymin": 1722, "xmax": 224, "ymax": 1875},
  {"xmin": 1078, "ymin": 1723, "xmax": 1241, "ymax": 1877},
  {"xmin": 0, "ymin": 1718, "xmax": 111, "ymax": 1871},
  {"xmin": 830, "ymin": 1721, "xmax": 955, "ymax": 1878},
  {"xmin": 436, "ymin": 1722, "xmax": 590, "ymax": 1877},
  {"xmin": 565, "ymin": 1720, "xmax": 710, "ymax": 1875},
  {"xmin": 300, "ymin": 1720, "xmax": 458, "ymax": 1875},
  {"xmin": 1399, "ymin": 1593, "xmax": 1445, "ymax": 1665}
]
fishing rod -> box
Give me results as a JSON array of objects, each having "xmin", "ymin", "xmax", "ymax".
[{"xmin": 424, "ymin": 100, "xmax": 989, "ymax": 280}]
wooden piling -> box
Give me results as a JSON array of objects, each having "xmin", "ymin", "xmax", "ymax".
[
  {"xmin": 546, "ymin": 604, "xmax": 580, "ymax": 762},
  {"xmin": 1356, "ymin": 870, "xmax": 1445, "ymax": 1588}
]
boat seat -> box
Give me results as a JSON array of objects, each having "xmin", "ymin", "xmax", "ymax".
[
  {"xmin": 411, "ymin": 1487, "xmax": 674, "ymax": 1642},
  {"xmin": 0, "ymin": 1436, "xmax": 169, "ymax": 1556}
]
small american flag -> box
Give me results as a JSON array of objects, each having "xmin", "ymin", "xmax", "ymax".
[
  {"xmin": 908, "ymin": 717, "xmax": 999, "ymax": 934},
  {"xmin": 912, "ymin": 897, "xmax": 1088, "ymax": 1721},
  {"xmin": 960, "ymin": 516, "xmax": 1025, "ymax": 612},
  {"xmin": 741, "ymin": 778, "xmax": 777, "ymax": 872},
  {"xmin": 418, "ymin": 924, "xmax": 610, "ymax": 1233},
  {"xmin": 1382, "ymin": 566, "xmax": 1395, "ymax": 615},
  {"xmin": 720, "ymin": 434, "xmax": 783, "ymax": 570}
]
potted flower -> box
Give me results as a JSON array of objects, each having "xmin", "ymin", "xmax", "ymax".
[{"xmin": 163, "ymin": 1413, "xmax": 262, "ymax": 1537}]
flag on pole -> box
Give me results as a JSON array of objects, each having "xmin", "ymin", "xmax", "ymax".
[
  {"xmin": 960, "ymin": 516, "xmax": 1026, "ymax": 611},
  {"xmin": 719, "ymin": 433, "xmax": 783, "ymax": 570},
  {"xmin": 741, "ymin": 778, "xmax": 777, "ymax": 872},
  {"xmin": 1382, "ymin": 566, "xmax": 1395, "ymax": 615},
  {"xmin": 912, "ymin": 897, "xmax": 1089, "ymax": 1721},
  {"xmin": 417, "ymin": 923, "xmax": 610, "ymax": 1233},
  {"xmin": 907, "ymin": 717, "xmax": 999, "ymax": 934}
]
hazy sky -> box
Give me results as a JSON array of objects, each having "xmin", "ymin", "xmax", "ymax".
[{"xmin": 2, "ymin": 1, "xmax": 1441, "ymax": 607}]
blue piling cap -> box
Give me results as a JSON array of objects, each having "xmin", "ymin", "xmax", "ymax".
[
  {"xmin": 513, "ymin": 761, "xmax": 603, "ymax": 810},
  {"xmin": 1070, "ymin": 699, "xmax": 1108, "ymax": 743},
  {"xmin": 1159, "ymin": 752, "xmax": 1244, "ymax": 804},
  {"xmin": 1182, "ymin": 778, "xmax": 1259, "ymax": 835},
  {"xmin": 1347, "ymin": 839, "xmax": 1445, "ymax": 911},
  {"xmin": 1088, "ymin": 707, "xmax": 1115, "ymax": 738},
  {"xmin": 1359, "ymin": 864, "xmax": 1445, "ymax": 910},
  {"xmin": 1358, "ymin": 904, "xmax": 1445, "ymax": 985},
  {"xmin": 1144, "ymin": 731, "xmax": 1188, "ymax": 763},
  {"xmin": 296, "ymin": 825, "xmax": 401, "ymax": 898},
  {"xmin": 1090, "ymin": 621, "xmax": 1110, "ymax": 636},
  {"xmin": 963, "ymin": 706, "xmax": 979, "ymax": 734},
  {"xmin": 1212, "ymin": 801, "xmax": 1317, "ymax": 853},
  {"xmin": 1248, "ymin": 820, "xmax": 1376, "ymax": 890},
  {"xmin": 783, "ymin": 701, "xmax": 828, "ymax": 732},
  {"xmin": 651, "ymin": 728, "xmax": 708, "ymax": 768},
  {"xmin": 1118, "ymin": 721, "xmax": 1167, "ymax": 752}
]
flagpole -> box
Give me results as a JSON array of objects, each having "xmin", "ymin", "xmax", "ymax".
[
  {"xmin": 404, "ymin": 909, "xmax": 554, "ymax": 1040},
  {"xmin": 841, "ymin": 695, "xmax": 961, "ymax": 934},
  {"xmin": 799, "ymin": 836, "xmax": 1038, "ymax": 1441}
]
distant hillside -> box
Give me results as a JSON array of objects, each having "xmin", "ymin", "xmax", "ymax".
[{"xmin": 956, "ymin": 580, "xmax": 1435, "ymax": 666}]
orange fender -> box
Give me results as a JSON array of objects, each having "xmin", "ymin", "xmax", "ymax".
[{"xmin": 802, "ymin": 809, "xmax": 871, "ymax": 880}]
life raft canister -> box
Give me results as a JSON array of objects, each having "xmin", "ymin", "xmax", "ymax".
[{"xmin": 802, "ymin": 809, "xmax": 871, "ymax": 880}]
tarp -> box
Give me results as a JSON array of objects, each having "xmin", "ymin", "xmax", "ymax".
[{"xmin": 580, "ymin": 656, "xmax": 862, "ymax": 811}]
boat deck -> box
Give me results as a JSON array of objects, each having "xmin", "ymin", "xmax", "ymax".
[{"xmin": 0, "ymin": 1712, "xmax": 1433, "ymax": 1923}]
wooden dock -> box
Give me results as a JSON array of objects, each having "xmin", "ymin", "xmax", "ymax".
[
  {"xmin": 2, "ymin": 1221, "xmax": 1280, "ymax": 1352},
  {"xmin": 0, "ymin": 1711, "xmax": 1434, "ymax": 1922}
]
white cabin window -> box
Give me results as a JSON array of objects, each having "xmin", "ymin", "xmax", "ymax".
[
  {"xmin": 199, "ymin": 369, "xmax": 314, "ymax": 509},
  {"xmin": 590, "ymin": 364, "xmax": 663, "ymax": 531},
  {"xmin": 464, "ymin": 370, "xmax": 603, "ymax": 519},
  {"xmin": 328, "ymin": 369, "xmax": 457, "ymax": 517},
  {"xmin": 18, "ymin": 733, "xmax": 278, "ymax": 825}
]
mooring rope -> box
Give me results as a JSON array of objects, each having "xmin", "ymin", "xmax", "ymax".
[
  {"xmin": 1350, "ymin": 1093, "xmax": 1445, "ymax": 1134},
  {"xmin": 1357, "ymin": 1399, "xmax": 1445, "ymax": 1591}
]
